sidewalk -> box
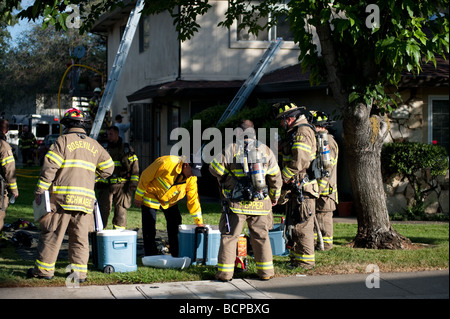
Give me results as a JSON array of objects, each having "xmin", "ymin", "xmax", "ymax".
[{"xmin": 0, "ymin": 270, "xmax": 447, "ymax": 300}]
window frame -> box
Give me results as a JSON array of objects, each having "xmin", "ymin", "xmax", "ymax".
[{"xmin": 427, "ymin": 95, "xmax": 449, "ymax": 150}]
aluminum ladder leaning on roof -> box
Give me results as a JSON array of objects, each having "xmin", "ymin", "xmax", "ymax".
[
  {"xmin": 89, "ymin": 0, "xmax": 145, "ymax": 140},
  {"xmin": 215, "ymin": 38, "xmax": 284, "ymax": 127},
  {"xmin": 194, "ymin": 38, "xmax": 284, "ymax": 161}
]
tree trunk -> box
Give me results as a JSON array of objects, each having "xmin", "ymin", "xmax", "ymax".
[
  {"xmin": 315, "ymin": 17, "xmax": 411, "ymax": 250},
  {"xmin": 343, "ymin": 103, "xmax": 411, "ymax": 249}
]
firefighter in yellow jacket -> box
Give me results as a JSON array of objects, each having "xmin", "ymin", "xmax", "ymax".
[
  {"xmin": 275, "ymin": 102, "xmax": 319, "ymax": 270},
  {"xmin": 134, "ymin": 155, "xmax": 204, "ymax": 257},
  {"xmin": 28, "ymin": 108, "xmax": 114, "ymax": 282},
  {"xmin": 310, "ymin": 111, "xmax": 339, "ymax": 251},
  {"xmin": 1, "ymin": 119, "xmax": 19, "ymax": 241},
  {"xmin": 210, "ymin": 120, "xmax": 282, "ymax": 281}
]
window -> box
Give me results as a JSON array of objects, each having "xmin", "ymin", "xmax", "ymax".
[
  {"xmin": 168, "ymin": 106, "xmax": 181, "ymax": 145},
  {"xmin": 139, "ymin": 15, "xmax": 150, "ymax": 53},
  {"xmin": 231, "ymin": 4, "xmax": 296, "ymax": 49},
  {"xmin": 428, "ymin": 96, "xmax": 449, "ymax": 153}
]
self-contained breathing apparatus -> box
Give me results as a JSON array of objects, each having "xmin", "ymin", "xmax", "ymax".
[
  {"xmin": 275, "ymin": 104, "xmax": 332, "ymax": 250},
  {"xmin": 230, "ymin": 139, "xmax": 268, "ymax": 202}
]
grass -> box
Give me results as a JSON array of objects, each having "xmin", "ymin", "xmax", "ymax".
[{"xmin": 0, "ymin": 167, "xmax": 448, "ymax": 287}]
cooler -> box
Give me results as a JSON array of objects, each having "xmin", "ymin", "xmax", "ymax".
[
  {"xmin": 178, "ymin": 225, "xmax": 220, "ymax": 266},
  {"xmin": 93, "ymin": 229, "xmax": 137, "ymax": 273},
  {"xmin": 269, "ymin": 222, "xmax": 288, "ymax": 256}
]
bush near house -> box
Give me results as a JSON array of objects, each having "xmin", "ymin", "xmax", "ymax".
[{"xmin": 381, "ymin": 142, "xmax": 449, "ymax": 220}]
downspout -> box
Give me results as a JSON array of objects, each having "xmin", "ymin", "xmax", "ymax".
[{"xmin": 176, "ymin": 4, "xmax": 182, "ymax": 81}]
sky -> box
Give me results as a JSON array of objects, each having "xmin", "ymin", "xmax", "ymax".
[{"xmin": 5, "ymin": 0, "xmax": 37, "ymax": 47}]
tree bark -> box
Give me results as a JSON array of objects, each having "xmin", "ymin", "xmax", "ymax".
[
  {"xmin": 315, "ymin": 19, "xmax": 411, "ymax": 249},
  {"xmin": 343, "ymin": 104, "xmax": 411, "ymax": 249}
]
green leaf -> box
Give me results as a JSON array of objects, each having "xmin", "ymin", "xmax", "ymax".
[{"xmin": 349, "ymin": 92, "xmax": 359, "ymax": 103}]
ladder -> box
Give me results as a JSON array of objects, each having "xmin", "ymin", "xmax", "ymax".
[
  {"xmin": 215, "ymin": 38, "xmax": 283, "ymax": 127},
  {"xmin": 89, "ymin": 0, "xmax": 145, "ymax": 140}
]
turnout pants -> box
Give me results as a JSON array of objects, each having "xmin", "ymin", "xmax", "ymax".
[
  {"xmin": 290, "ymin": 196, "xmax": 316, "ymax": 268},
  {"xmin": 31, "ymin": 207, "xmax": 93, "ymax": 280},
  {"xmin": 315, "ymin": 196, "xmax": 335, "ymax": 250},
  {"xmin": 216, "ymin": 212, "xmax": 274, "ymax": 281},
  {"xmin": 141, "ymin": 204, "xmax": 182, "ymax": 257},
  {"xmin": 0, "ymin": 194, "xmax": 9, "ymax": 231},
  {"xmin": 97, "ymin": 183, "xmax": 132, "ymax": 229}
]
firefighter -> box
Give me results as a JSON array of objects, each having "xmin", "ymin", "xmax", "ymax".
[
  {"xmin": 275, "ymin": 102, "xmax": 319, "ymax": 270},
  {"xmin": 1, "ymin": 119, "xmax": 19, "ymax": 245},
  {"xmin": 19, "ymin": 125, "xmax": 37, "ymax": 166},
  {"xmin": 134, "ymin": 155, "xmax": 204, "ymax": 257},
  {"xmin": 28, "ymin": 108, "xmax": 114, "ymax": 282},
  {"xmin": 309, "ymin": 111, "xmax": 339, "ymax": 251},
  {"xmin": 88, "ymin": 87, "xmax": 102, "ymax": 120},
  {"xmin": 96, "ymin": 125, "xmax": 139, "ymax": 229},
  {"xmin": 209, "ymin": 120, "xmax": 282, "ymax": 281}
]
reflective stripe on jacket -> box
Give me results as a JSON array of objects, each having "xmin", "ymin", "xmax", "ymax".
[
  {"xmin": 135, "ymin": 155, "xmax": 203, "ymax": 224},
  {"xmin": 209, "ymin": 139, "xmax": 282, "ymax": 216},
  {"xmin": 280, "ymin": 117, "xmax": 319, "ymax": 198},
  {"xmin": 35, "ymin": 128, "xmax": 114, "ymax": 214},
  {"xmin": 1, "ymin": 139, "xmax": 18, "ymax": 195}
]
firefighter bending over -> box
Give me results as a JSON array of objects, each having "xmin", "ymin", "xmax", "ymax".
[{"xmin": 134, "ymin": 155, "xmax": 204, "ymax": 257}]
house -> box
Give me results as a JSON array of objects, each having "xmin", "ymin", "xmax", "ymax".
[{"xmin": 91, "ymin": 1, "xmax": 448, "ymax": 213}]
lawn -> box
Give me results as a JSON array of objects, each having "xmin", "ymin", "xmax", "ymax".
[{"xmin": 0, "ymin": 168, "xmax": 448, "ymax": 287}]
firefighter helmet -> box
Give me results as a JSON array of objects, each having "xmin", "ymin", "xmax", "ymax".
[
  {"xmin": 273, "ymin": 102, "xmax": 304, "ymax": 119},
  {"xmin": 61, "ymin": 108, "xmax": 87, "ymax": 128},
  {"xmin": 309, "ymin": 111, "xmax": 332, "ymax": 126},
  {"xmin": 94, "ymin": 87, "xmax": 102, "ymax": 93}
]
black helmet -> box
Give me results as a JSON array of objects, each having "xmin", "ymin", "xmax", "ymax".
[
  {"xmin": 273, "ymin": 102, "xmax": 305, "ymax": 119},
  {"xmin": 309, "ymin": 110, "xmax": 333, "ymax": 126}
]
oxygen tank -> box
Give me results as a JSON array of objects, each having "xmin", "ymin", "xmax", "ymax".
[
  {"xmin": 318, "ymin": 131, "xmax": 332, "ymax": 169},
  {"xmin": 248, "ymin": 148, "xmax": 266, "ymax": 191}
]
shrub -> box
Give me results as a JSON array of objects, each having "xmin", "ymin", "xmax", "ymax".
[{"xmin": 381, "ymin": 142, "xmax": 449, "ymax": 218}]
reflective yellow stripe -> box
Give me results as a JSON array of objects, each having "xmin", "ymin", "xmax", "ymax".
[
  {"xmin": 128, "ymin": 155, "xmax": 138, "ymax": 162},
  {"xmin": 143, "ymin": 196, "xmax": 160, "ymax": 209},
  {"xmin": 136, "ymin": 187, "xmax": 145, "ymax": 197},
  {"xmin": 113, "ymin": 224, "xmax": 126, "ymax": 230},
  {"xmin": 229, "ymin": 207, "xmax": 271, "ymax": 215},
  {"xmin": 53, "ymin": 186, "xmax": 96, "ymax": 198},
  {"xmin": 71, "ymin": 263, "xmax": 88, "ymax": 273},
  {"xmin": 1, "ymin": 155, "xmax": 14, "ymax": 166},
  {"xmin": 157, "ymin": 177, "xmax": 171, "ymax": 191},
  {"xmin": 282, "ymin": 166, "xmax": 295, "ymax": 179},
  {"xmin": 98, "ymin": 158, "xmax": 114, "ymax": 170},
  {"xmin": 62, "ymin": 159, "xmax": 96, "ymax": 172},
  {"xmin": 9, "ymin": 182, "xmax": 18, "ymax": 190},
  {"xmin": 46, "ymin": 151, "xmax": 64, "ymax": 166},
  {"xmin": 292, "ymin": 142, "xmax": 311, "ymax": 153},
  {"xmin": 37, "ymin": 179, "xmax": 52, "ymax": 190},
  {"xmin": 256, "ymin": 261, "xmax": 273, "ymax": 270},
  {"xmin": 217, "ymin": 263, "xmax": 235, "ymax": 272},
  {"xmin": 211, "ymin": 159, "xmax": 228, "ymax": 176},
  {"xmin": 291, "ymin": 251, "xmax": 315, "ymax": 262},
  {"xmin": 266, "ymin": 165, "xmax": 280, "ymax": 175},
  {"xmin": 59, "ymin": 204, "xmax": 93, "ymax": 213},
  {"xmin": 35, "ymin": 259, "xmax": 55, "ymax": 271}
]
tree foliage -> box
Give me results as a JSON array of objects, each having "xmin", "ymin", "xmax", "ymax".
[{"xmin": 1, "ymin": 23, "xmax": 105, "ymax": 107}]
